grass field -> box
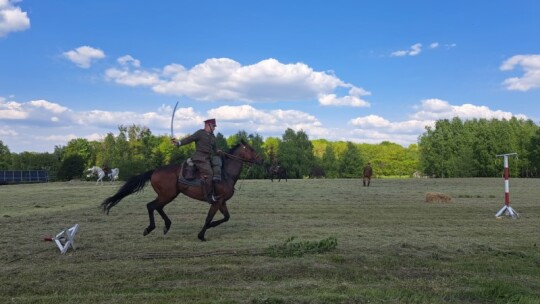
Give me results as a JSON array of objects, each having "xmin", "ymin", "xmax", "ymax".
[{"xmin": 1, "ymin": 178, "xmax": 539, "ymax": 303}]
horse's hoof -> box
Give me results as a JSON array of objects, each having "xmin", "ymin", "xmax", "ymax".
[
  {"xmin": 198, "ymin": 234, "xmax": 206, "ymax": 241},
  {"xmin": 163, "ymin": 227, "xmax": 170, "ymax": 235},
  {"xmin": 143, "ymin": 228, "xmax": 152, "ymax": 236}
]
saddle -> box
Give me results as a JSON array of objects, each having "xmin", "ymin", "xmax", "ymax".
[
  {"xmin": 178, "ymin": 159, "xmax": 201, "ymax": 186},
  {"xmin": 177, "ymin": 158, "xmax": 223, "ymax": 187}
]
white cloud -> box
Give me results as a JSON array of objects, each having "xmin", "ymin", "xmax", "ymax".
[
  {"xmin": 319, "ymin": 86, "xmax": 371, "ymax": 107},
  {"xmin": 391, "ymin": 43, "xmax": 422, "ymax": 57},
  {"xmin": 105, "ymin": 68, "xmax": 161, "ymax": 86},
  {"xmin": 347, "ymin": 99, "xmax": 528, "ymax": 146},
  {"xmin": 350, "ymin": 115, "xmax": 428, "ymax": 134},
  {"xmin": 42, "ymin": 133, "xmax": 78, "ymax": 143},
  {"xmin": 2, "ymin": 95, "xmax": 529, "ymax": 153},
  {"xmin": 500, "ymin": 54, "xmax": 540, "ymax": 91},
  {"xmin": 207, "ymin": 105, "xmax": 323, "ymax": 134},
  {"xmin": 411, "ymin": 98, "xmax": 527, "ymax": 120},
  {"xmin": 0, "ymin": 125, "xmax": 17, "ymax": 136},
  {"xmin": 0, "ymin": 98, "xmax": 74, "ymax": 123},
  {"xmin": 117, "ymin": 55, "xmax": 141, "ymax": 67},
  {"xmin": 391, "ymin": 42, "xmax": 454, "ymax": 57},
  {"xmin": 0, "ymin": 96, "xmax": 27, "ymax": 119},
  {"xmin": 318, "ymin": 94, "xmax": 370, "ymax": 107},
  {"xmin": 29, "ymin": 99, "xmax": 68, "ymax": 113},
  {"xmin": 62, "ymin": 46, "xmax": 105, "ymax": 68},
  {"xmin": 105, "ymin": 57, "xmax": 368, "ymax": 105},
  {"xmin": 0, "ymin": 0, "xmax": 30, "ymax": 38},
  {"xmin": 350, "ymin": 115, "xmax": 391, "ymax": 128}
]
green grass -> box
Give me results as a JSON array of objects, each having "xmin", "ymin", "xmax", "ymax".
[{"xmin": 1, "ymin": 178, "xmax": 539, "ymax": 303}]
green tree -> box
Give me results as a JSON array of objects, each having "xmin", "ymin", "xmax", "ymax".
[
  {"xmin": 97, "ymin": 133, "xmax": 117, "ymax": 167},
  {"xmin": 0, "ymin": 140, "xmax": 11, "ymax": 169},
  {"xmin": 338, "ymin": 142, "xmax": 363, "ymax": 178},
  {"xmin": 278, "ymin": 129, "xmax": 314, "ymax": 178},
  {"xmin": 215, "ymin": 133, "xmax": 229, "ymax": 151},
  {"xmin": 245, "ymin": 133, "xmax": 266, "ymax": 179},
  {"xmin": 64, "ymin": 138, "xmax": 93, "ymax": 167},
  {"xmin": 228, "ymin": 130, "xmax": 249, "ymax": 147},
  {"xmin": 321, "ymin": 144, "xmax": 338, "ymax": 178},
  {"xmin": 419, "ymin": 117, "xmax": 538, "ymax": 177},
  {"xmin": 57, "ymin": 154, "xmax": 86, "ymax": 181},
  {"xmin": 528, "ymin": 128, "xmax": 540, "ymax": 177},
  {"xmin": 115, "ymin": 126, "xmax": 130, "ymax": 163}
]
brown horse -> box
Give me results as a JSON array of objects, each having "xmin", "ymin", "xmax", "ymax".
[
  {"xmin": 101, "ymin": 140, "xmax": 263, "ymax": 241},
  {"xmin": 267, "ymin": 164, "xmax": 288, "ymax": 182}
]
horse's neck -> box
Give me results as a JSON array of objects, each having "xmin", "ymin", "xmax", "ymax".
[{"xmin": 223, "ymin": 158, "xmax": 243, "ymax": 182}]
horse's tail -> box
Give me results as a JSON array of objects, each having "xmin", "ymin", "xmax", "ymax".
[{"xmin": 101, "ymin": 169, "xmax": 154, "ymax": 214}]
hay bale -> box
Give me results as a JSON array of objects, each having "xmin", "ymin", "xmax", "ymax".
[{"xmin": 425, "ymin": 192, "xmax": 452, "ymax": 203}]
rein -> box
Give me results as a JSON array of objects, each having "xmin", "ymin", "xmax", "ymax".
[
  {"xmin": 219, "ymin": 146, "xmax": 260, "ymax": 191},
  {"xmin": 220, "ymin": 150, "xmax": 260, "ymax": 165}
]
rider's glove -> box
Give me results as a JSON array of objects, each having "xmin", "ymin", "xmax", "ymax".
[{"xmin": 171, "ymin": 138, "xmax": 181, "ymax": 147}]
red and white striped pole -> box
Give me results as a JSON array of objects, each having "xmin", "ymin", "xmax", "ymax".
[{"xmin": 495, "ymin": 153, "xmax": 518, "ymax": 219}]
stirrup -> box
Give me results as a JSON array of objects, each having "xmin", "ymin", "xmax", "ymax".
[
  {"xmin": 207, "ymin": 191, "xmax": 222, "ymax": 203},
  {"xmin": 206, "ymin": 194, "xmax": 217, "ymax": 204}
]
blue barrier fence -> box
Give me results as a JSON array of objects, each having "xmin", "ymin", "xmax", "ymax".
[{"xmin": 0, "ymin": 170, "xmax": 49, "ymax": 184}]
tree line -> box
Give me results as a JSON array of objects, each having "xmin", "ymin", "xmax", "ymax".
[
  {"xmin": 418, "ymin": 117, "xmax": 540, "ymax": 177},
  {"xmin": 1, "ymin": 117, "xmax": 538, "ymax": 181},
  {"xmin": 0, "ymin": 125, "xmax": 419, "ymax": 181}
]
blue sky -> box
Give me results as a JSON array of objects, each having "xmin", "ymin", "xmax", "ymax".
[{"xmin": 1, "ymin": 0, "xmax": 539, "ymax": 153}]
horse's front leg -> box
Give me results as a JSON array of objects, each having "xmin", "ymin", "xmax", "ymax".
[
  {"xmin": 198, "ymin": 203, "xmax": 220, "ymax": 241},
  {"xmin": 207, "ymin": 202, "xmax": 230, "ymax": 228}
]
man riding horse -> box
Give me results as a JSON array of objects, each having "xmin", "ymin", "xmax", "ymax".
[
  {"xmin": 102, "ymin": 163, "xmax": 111, "ymax": 176},
  {"xmin": 268, "ymin": 146, "xmax": 280, "ymax": 174},
  {"xmin": 171, "ymin": 118, "xmax": 222, "ymax": 203}
]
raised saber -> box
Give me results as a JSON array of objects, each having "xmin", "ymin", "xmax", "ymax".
[{"xmin": 170, "ymin": 101, "xmax": 179, "ymax": 138}]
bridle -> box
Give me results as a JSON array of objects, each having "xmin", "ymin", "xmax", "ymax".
[{"xmin": 220, "ymin": 145, "xmax": 262, "ymax": 165}]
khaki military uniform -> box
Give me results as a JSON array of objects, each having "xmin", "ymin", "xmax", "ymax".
[{"xmin": 179, "ymin": 129, "xmax": 220, "ymax": 180}]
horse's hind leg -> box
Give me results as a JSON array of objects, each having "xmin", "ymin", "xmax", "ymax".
[
  {"xmin": 144, "ymin": 200, "xmax": 172, "ymax": 235},
  {"xmin": 156, "ymin": 205, "xmax": 172, "ymax": 234},
  {"xmin": 143, "ymin": 199, "xmax": 159, "ymax": 236}
]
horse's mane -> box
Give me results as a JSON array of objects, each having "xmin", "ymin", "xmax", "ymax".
[{"xmin": 226, "ymin": 140, "xmax": 247, "ymax": 155}]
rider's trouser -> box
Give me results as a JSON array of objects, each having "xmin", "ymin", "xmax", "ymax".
[{"xmin": 192, "ymin": 155, "xmax": 217, "ymax": 202}]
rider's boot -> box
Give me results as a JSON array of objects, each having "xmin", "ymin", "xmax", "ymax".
[{"xmin": 202, "ymin": 178, "xmax": 219, "ymax": 204}]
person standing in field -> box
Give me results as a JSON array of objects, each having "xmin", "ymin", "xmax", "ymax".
[{"xmin": 363, "ymin": 162, "xmax": 373, "ymax": 187}]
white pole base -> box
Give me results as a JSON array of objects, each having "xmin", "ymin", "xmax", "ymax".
[
  {"xmin": 495, "ymin": 205, "xmax": 519, "ymax": 219},
  {"xmin": 53, "ymin": 224, "xmax": 79, "ymax": 254}
]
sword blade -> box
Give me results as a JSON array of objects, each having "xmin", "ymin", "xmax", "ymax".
[{"xmin": 170, "ymin": 101, "xmax": 179, "ymax": 138}]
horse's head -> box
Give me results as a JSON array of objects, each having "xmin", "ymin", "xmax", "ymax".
[
  {"xmin": 229, "ymin": 139, "xmax": 263, "ymax": 165},
  {"xmin": 86, "ymin": 167, "xmax": 95, "ymax": 177}
]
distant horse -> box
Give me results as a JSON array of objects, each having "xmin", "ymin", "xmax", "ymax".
[
  {"xmin": 87, "ymin": 166, "xmax": 107, "ymax": 185},
  {"xmin": 268, "ymin": 165, "xmax": 287, "ymax": 182},
  {"xmin": 101, "ymin": 140, "xmax": 263, "ymax": 241},
  {"xmin": 87, "ymin": 166, "xmax": 119, "ymax": 185},
  {"xmin": 109, "ymin": 168, "xmax": 120, "ymax": 182},
  {"xmin": 310, "ymin": 166, "xmax": 326, "ymax": 179}
]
